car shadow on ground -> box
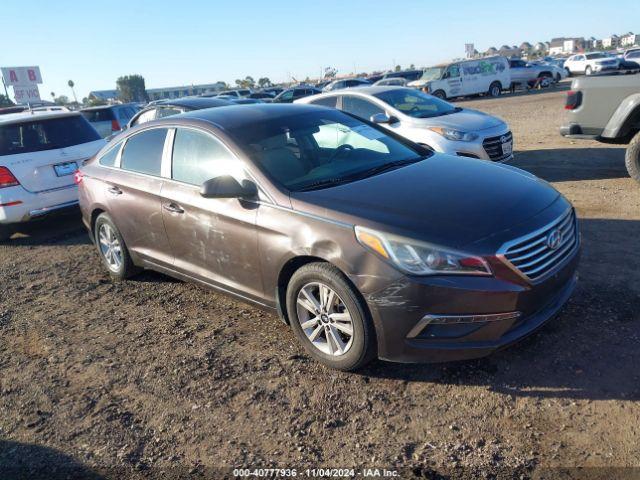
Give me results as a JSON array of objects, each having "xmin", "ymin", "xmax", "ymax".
[
  {"xmin": 512, "ymin": 147, "xmax": 627, "ymax": 182},
  {"xmin": 362, "ymin": 217, "xmax": 640, "ymax": 402},
  {"xmin": 4, "ymin": 209, "xmax": 89, "ymax": 247},
  {"xmin": 0, "ymin": 440, "xmax": 105, "ymax": 480}
]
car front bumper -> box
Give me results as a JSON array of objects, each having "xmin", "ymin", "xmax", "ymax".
[
  {"xmin": 0, "ymin": 184, "xmax": 79, "ymax": 225},
  {"xmin": 432, "ymin": 126, "xmax": 514, "ymax": 162},
  {"xmin": 364, "ymin": 244, "xmax": 579, "ymax": 363}
]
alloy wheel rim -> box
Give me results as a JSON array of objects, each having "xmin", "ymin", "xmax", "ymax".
[
  {"xmin": 98, "ymin": 224, "xmax": 123, "ymax": 272},
  {"xmin": 296, "ymin": 282, "xmax": 354, "ymax": 356}
]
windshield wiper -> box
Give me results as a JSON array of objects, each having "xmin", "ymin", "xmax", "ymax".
[
  {"xmin": 351, "ymin": 157, "xmax": 426, "ymax": 180},
  {"xmin": 297, "ymin": 177, "xmax": 350, "ymax": 192}
]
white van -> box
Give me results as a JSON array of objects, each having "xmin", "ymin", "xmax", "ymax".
[{"xmin": 408, "ymin": 56, "xmax": 511, "ymax": 100}]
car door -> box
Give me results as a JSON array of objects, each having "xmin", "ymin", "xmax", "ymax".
[
  {"xmin": 160, "ymin": 127, "xmax": 263, "ymax": 301},
  {"xmin": 106, "ymin": 127, "xmax": 174, "ymax": 266},
  {"xmin": 574, "ymin": 55, "xmax": 586, "ymax": 73},
  {"xmin": 444, "ymin": 64, "xmax": 464, "ymax": 96}
]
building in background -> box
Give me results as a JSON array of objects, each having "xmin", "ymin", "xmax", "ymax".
[
  {"xmin": 620, "ymin": 33, "xmax": 639, "ymax": 47},
  {"xmin": 602, "ymin": 35, "xmax": 620, "ymax": 49},
  {"xmin": 146, "ymin": 82, "xmax": 226, "ymax": 101}
]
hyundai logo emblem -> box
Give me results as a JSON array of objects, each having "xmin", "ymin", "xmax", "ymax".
[
  {"xmin": 500, "ymin": 135, "xmax": 508, "ymax": 143},
  {"xmin": 546, "ymin": 229, "xmax": 563, "ymax": 250}
]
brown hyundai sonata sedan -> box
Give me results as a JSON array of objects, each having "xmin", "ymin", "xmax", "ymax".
[{"xmin": 78, "ymin": 104, "xmax": 579, "ymax": 371}]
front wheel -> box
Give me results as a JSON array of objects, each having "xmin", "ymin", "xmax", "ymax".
[
  {"xmin": 286, "ymin": 262, "xmax": 376, "ymax": 371},
  {"xmin": 625, "ymin": 132, "xmax": 640, "ymax": 184},
  {"xmin": 432, "ymin": 90, "xmax": 446, "ymax": 100},
  {"xmin": 488, "ymin": 82, "xmax": 502, "ymax": 97},
  {"xmin": 94, "ymin": 213, "xmax": 140, "ymax": 281}
]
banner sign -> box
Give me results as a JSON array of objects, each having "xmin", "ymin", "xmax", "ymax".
[{"xmin": 1, "ymin": 66, "xmax": 43, "ymax": 86}]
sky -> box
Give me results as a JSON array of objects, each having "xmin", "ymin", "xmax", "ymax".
[{"xmin": 1, "ymin": 0, "xmax": 638, "ymax": 100}]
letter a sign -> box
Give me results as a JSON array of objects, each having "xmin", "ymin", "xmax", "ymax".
[{"xmin": 1, "ymin": 66, "xmax": 43, "ymax": 104}]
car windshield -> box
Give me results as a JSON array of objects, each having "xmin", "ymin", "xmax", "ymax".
[
  {"xmin": 419, "ymin": 67, "xmax": 445, "ymax": 81},
  {"xmin": 585, "ymin": 53, "xmax": 606, "ymax": 60},
  {"xmin": 374, "ymin": 89, "xmax": 459, "ymax": 118},
  {"xmin": 0, "ymin": 115, "xmax": 101, "ymax": 155},
  {"xmin": 225, "ymin": 110, "xmax": 429, "ymax": 191}
]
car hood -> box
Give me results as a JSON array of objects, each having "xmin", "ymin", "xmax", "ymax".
[
  {"xmin": 406, "ymin": 108, "xmax": 504, "ymax": 131},
  {"xmin": 290, "ymin": 155, "xmax": 561, "ymax": 251}
]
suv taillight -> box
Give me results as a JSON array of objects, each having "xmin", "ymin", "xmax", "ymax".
[
  {"xmin": 0, "ymin": 166, "xmax": 19, "ymax": 188},
  {"xmin": 111, "ymin": 119, "xmax": 121, "ymax": 131},
  {"xmin": 565, "ymin": 90, "xmax": 582, "ymax": 110},
  {"xmin": 74, "ymin": 170, "xmax": 84, "ymax": 184}
]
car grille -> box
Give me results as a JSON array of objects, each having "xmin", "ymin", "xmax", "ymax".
[
  {"xmin": 482, "ymin": 131, "xmax": 513, "ymax": 161},
  {"xmin": 500, "ymin": 209, "xmax": 578, "ymax": 283}
]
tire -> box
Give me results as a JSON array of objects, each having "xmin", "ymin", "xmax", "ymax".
[
  {"xmin": 625, "ymin": 132, "xmax": 640, "ymax": 184},
  {"xmin": 0, "ymin": 225, "xmax": 12, "ymax": 243},
  {"xmin": 565, "ymin": 67, "xmax": 572, "ymax": 77},
  {"xmin": 94, "ymin": 213, "xmax": 139, "ymax": 280},
  {"xmin": 539, "ymin": 73, "xmax": 553, "ymax": 88},
  {"xmin": 286, "ymin": 262, "xmax": 376, "ymax": 371},
  {"xmin": 585, "ymin": 66, "xmax": 592, "ymax": 76},
  {"xmin": 432, "ymin": 90, "xmax": 446, "ymax": 100},
  {"xmin": 488, "ymin": 82, "xmax": 502, "ymax": 97},
  {"xmin": 555, "ymin": 73, "xmax": 561, "ymax": 83}
]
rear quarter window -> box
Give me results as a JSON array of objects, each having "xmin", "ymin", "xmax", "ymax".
[
  {"xmin": 120, "ymin": 128, "xmax": 168, "ymax": 176},
  {"xmin": 98, "ymin": 143, "xmax": 121, "ymax": 167}
]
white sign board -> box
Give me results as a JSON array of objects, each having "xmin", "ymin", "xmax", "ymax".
[
  {"xmin": 13, "ymin": 84, "xmax": 41, "ymax": 103},
  {"xmin": 1, "ymin": 66, "xmax": 43, "ymax": 86}
]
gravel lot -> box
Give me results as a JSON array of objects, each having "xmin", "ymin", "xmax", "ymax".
[{"xmin": 1, "ymin": 85, "xmax": 639, "ymax": 479}]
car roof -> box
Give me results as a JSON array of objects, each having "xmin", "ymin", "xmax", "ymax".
[
  {"xmin": 153, "ymin": 97, "xmax": 234, "ymax": 109},
  {"xmin": 81, "ymin": 103, "xmax": 138, "ymax": 111},
  {"xmin": 164, "ymin": 103, "xmax": 327, "ymax": 131},
  {"xmin": 0, "ymin": 110, "xmax": 81, "ymax": 125},
  {"xmin": 314, "ymin": 85, "xmax": 406, "ymax": 96}
]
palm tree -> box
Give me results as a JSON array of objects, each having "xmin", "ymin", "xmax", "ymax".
[
  {"xmin": 68, "ymin": 80, "xmax": 77, "ymax": 104},
  {"xmin": 50, "ymin": 92, "xmax": 55, "ymax": 101}
]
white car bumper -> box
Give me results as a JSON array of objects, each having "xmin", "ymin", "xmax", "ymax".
[
  {"xmin": 431, "ymin": 125, "xmax": 514, "ymax": 162},
  {"xmin": 0, "ymin": 184, "xmax": 78, "ymax": 225}
]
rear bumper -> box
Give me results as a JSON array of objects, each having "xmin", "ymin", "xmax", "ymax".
[
  {"xmin": 366, "ymin": 246, "xmax": 579, "ymax": 363},
  {"xmin": 0, "ymin": 184, "xmax": 78, "ymax": 225},
  {"xmin": 559, "ymin": 123, "xmax": 600, "ymax": 140}
]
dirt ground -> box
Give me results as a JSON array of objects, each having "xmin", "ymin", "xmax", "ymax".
[{"xmin": 1, "ymin": 85, "xmax": 639, "ymax": 480}]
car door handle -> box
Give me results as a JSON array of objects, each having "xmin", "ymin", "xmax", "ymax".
[
  {"xmin": 107, "ymin": 186, "xmax": 122, "ymax": 195},
  {"xmin": 163, "ymin": 203, "xmax": 184, "ymax": 214}
]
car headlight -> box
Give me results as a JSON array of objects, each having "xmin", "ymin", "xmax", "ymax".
[
  {"xmin": 428, "ymin": 127, "xmax": 479, "ymax": 142},
  {"xmin": 355, "ymin": 226, "xmax": 492, "ymax": 276}
]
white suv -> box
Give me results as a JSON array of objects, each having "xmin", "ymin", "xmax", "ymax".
[
  {"xmin": 564, "ymin": 52, "xmax": 620, "ymax": 76},
  {"xmin": 0, "ymin": 111, "xmax": 105, "ymax": 241}
]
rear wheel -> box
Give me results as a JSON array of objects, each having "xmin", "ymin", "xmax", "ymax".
[
  {"xmin": 0, "ymin": 225, "xmax": 12, "ymax": 243},
  {"xmin": 94, "ymin": 213, "xmax": 139, "ymax": 280},
  {"xmin": 625, "ymin": 132, "xmax": 640, "ymax": 183},
  {"xmin": 565, "ymin": 67, "xmax": 572, "ymax": 77},
  {"xmin": 488, "ymin": 82, "xmax": 502, "ymax": 97},
  {"xmin": 432, "ymin": 90, "xmax": 446, "ymax": 100},
  {"xmin": 286, "ymin": 262, "xmax": 376, "ymax": 371}
]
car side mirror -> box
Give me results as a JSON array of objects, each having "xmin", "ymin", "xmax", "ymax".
[
  {"xmin": 200, "ymin": 175, "xmax": 258, "ymax": 199},
  {"xmin": 370, "ymin": 113, "xmax": 399, "ymax": 125},
  {"xmin": 370, "ymin": 113, "xmax": 391, "ymax": 124}
]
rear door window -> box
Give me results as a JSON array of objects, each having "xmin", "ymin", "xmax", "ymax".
[
  {"xmin": 120, "ymin": 128, "xmax": 168, "ymax": 176},
  {"xmin": 156, "ymin": 107, "xmax": 183, "ymax": 118},
  {"xmin": 309, "ymin": 96, "xmax": 338, "ymax": 108},
  {"xmin": 0, "ymin": 115, "xmax": 101, "ymax": 155},
  {"xmin": 171, "ymin": 128, "xmax": 242, "ymax": 185},
  {"xmin": 132, "ymin": 109, "xmax": 157, "ymax": 126},
  {"xmin": 341, "ymin": 96, "xmax": 384, "ymax": 120}
]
